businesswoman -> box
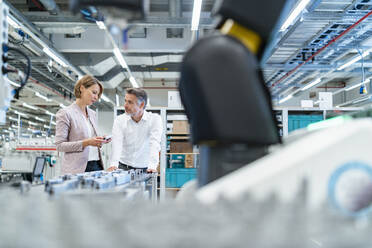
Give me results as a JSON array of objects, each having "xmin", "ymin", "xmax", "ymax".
[{"xmin": 55, "ymin": 75, "xmax": 110, "ymax": 174}]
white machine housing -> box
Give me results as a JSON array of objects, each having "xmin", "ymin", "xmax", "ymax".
[{"xmin": 197, "ymin": 118, "xmax": 372, "ymax": 214}]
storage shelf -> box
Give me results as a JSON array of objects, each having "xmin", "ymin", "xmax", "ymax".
[
  {"xmin": 166, "ymin": 152, "xmax": 199, "ymax": 155},
  {"xmin": 168, "ymin": 136, "xmax": 189, "ymax": 140},
  {"xmin": 157, "ymin": 187, "xmax": 181, "ymax": 190}
]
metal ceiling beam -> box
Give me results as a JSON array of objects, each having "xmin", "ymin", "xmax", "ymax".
[
  {"xmin": 5, "ymin": 0, "xmax": 84, "ymax": 77},
  {"xmin": 130, "ymin": 16, "xmax": 215, "ymax": 28}
]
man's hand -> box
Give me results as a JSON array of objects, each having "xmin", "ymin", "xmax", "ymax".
[
  {"xmin": 146, "ymin": 168, "xmax": 157, "ymax": 173},
  {"xmin": 107, "ymin": 166, "xmax": 118, "ymax": 172}
]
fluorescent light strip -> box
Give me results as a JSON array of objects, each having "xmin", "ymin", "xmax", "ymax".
[
  {"xmin": 6, "ymin": 78, "xmax": 21, "ymax": 87},
  {"xmin": 279, "ymin": 94, "xmax": 293, "ymax": 104},
  {"xmin": 96, "ymin": 21, "xmax": 106, "ymax": 30},
  {"xmin": 8, "ymin": 116, "xmax": 18, "ymax": 121},
  {"xmin": 129, "ymin": 76, "xmax": 139, "ymax": 88},
  {"xmin": 59, "ymin": 103, "xmax": 67, "ymax": 108},
  {"xmin": 43, "ymin": 47, "xmax": 68, "ymax": 67},
  {"xmin": 116, "ymin": 94, "xmax": 120, "ymax": 106},
  {"xmin": 14, "ymin": 110, "xmax": 28, "ymax": 118},
  {"xmin": 301, "ymin": 78, "xmax": 321, "ymax": 91},
  {"xmin": 191, "ymin": 0, "xmax": 203, "ymax": 31},
  {"xmin": 7, "ymin": 16, "xmax": 20, "ymax": 28},
  {"xmin": 51, "ymin": 121, "xmax": 56, "ymax": 125},
  {"xmin": 337, "ymin": 50, "xmax": 370, "ymax": 70},
  {"xmin": 35, "ymin": 117, "xmax": 46, "ymax": 122},
  {"xmin": 22, "ymin": 102, "xmax": 38, "ymax": 110},
  {"xmin": 280, "ymin": 0, "xmax": 311, "ymax": 31},
  {"xmin": 113, "ymin": 47, "xmax": 129, "ymax": 69},
  {"xmin": 44, "ymin": 125, "xmax": 50, "ymax": 128},
  {"xmin": 35, "ymin": 92, "xmax": 51, "ymax": 102},
  {"xmin": 101, "ymin": 94, "xmax": 111, "ymax": 103},
  {"xmin": 45, "ymin": 110, "xmax": 56, "ymax": 117},
  {"xmin": 28, "ymin": 121, "xmax": 38, "ymax": 126}
]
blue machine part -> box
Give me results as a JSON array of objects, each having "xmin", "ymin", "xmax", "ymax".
[{"xmin": 328, "ymin": 161, "xmax": 372, "ymax": 217}]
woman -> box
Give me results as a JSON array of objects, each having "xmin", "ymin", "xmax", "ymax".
[{"xmin": 55, "ymin": 75, "xmax": 111, "ymax": 174}]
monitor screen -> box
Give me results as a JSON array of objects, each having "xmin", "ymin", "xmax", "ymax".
[{"xmin": 33, "ymin": 157, "xmax": 45, "ymax": 178}]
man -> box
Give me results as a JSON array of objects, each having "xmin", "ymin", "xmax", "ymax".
[{"xmin": 107, "ymin": 88, "xmax": 162, "ymax": 173}]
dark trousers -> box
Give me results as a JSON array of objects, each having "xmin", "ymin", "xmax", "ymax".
[
  {"xmin": 119, "ymin": 162, "xmax": 147, "ymax": 173},
  {"xmin": 85, "ymin": 160, "xmax": 103, "ymax": 172}
]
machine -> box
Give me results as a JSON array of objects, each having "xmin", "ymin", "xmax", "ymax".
[{"xmin": 179, "ymin": 0, "xmax": 288, "ymax": 186}]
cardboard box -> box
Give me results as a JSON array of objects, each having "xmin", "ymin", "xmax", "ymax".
[
  {"xmin": 172, "ymin": 120, "xmax": 189, "ymax": 134},
  {"xmin": 185, "ymin": 154, "xmax": 194, "ymax": 168},
  {"xmin": 170, "ymin": 141, "xmax": 193, "ymax": 153},
  {"xmin": 168, "ymin": 91, "xmax": 183, "ymax": 108}
]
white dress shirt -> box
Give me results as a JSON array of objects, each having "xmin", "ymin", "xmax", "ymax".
[
  {"xmin": 84, "ymin": 116, "xmax": 100, "ymax": 161},
  {"xmin": 110, "ymin": 111, "xmax": 163, "ymax": 170}
]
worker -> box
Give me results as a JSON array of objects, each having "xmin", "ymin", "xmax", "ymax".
[
  {"xmin": 107, "ymin": 88, "xmax": 162, "ymax": 173},
  {"xmin": 55, "ymin": 75, "xmax": 111, "ymax": 174}
]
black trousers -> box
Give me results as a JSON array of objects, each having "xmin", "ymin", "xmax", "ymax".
[
  {"xmin": 85, "ymin": 160, "xmax": 103, "ymax": 172},
  {"xmin": 119, "ymin": 162, "xmax": 147, "ymax": 172}
]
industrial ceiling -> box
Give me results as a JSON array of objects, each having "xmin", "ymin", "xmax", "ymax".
[{"xmin": 2, "ymin": 0, "xmax": 372, "ymax": 138}]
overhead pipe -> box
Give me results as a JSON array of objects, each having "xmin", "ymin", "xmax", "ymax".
[
  {"xmin": 4, "ymin": 0, "xmax": 84, "ymax": 78},
  {"xmin": 270, "ymin": 9, "xmax": 372, "ymax": 90},
  {"xmin": 168, "ymin": 0, "xmax": 183, "ymax": 37}
]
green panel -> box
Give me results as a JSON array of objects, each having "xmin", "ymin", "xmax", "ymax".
[
  {"xmin": 166, "ymin": 168, "xmax": 197, "ymax": 188},
  {"xmin": 288, "ymin": 115, "xmax": 323, "ymax": 133}
]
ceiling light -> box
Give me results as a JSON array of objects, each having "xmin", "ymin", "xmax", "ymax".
[
  {"xmin": 45, "ymin": 110, "xmax": 56, "ymax": 116},
  {"xmin": 51, "ymin": 121, "xmax": 56, "ymax": 125},
  {"xmin": 7, "ymin": 16, "xmax": 20, "ymax": 28},
  {"xmin": 280, "ymin": 0, "xmax": 311, "ymax": 31},
  {"xmin": 14, "ymin": 110, "xmax": 28, "ymax": 118},
  {"xmin": 22, "ymin": 102, "xmax": 38, "ymax": 110},
  {"xmin": 43, "ymin": 125, "xmax": 50, "ymax": 128},
  {"xmin": 8, "ymin": 116, "xmax": 18, "ymax": 121},
  {"xmin": 301, "ymin": 78, "xmax": 321, "ymax": 91},
  {"xmin": 35, "ymin": 92, "xmax": 51, "ymax": 102},
  {"xmin": 279, "ymin": 94, "xmax": 293, "ymax": 104},
  {"xmin": 116, "ymin": 94, "xmax": 120, "ymax": 106},
  {"xmin": 35, "ymin": 117, "xmax": 46, "ymax": 122},
  {"xmin": 129, "ymin": 76, "xmax": 139, "ymax": 88},
  {"xmin": 337, "ymin": 50, "xmax": 370, "ymax": 70},
  {"xmin": 113, "ymin": 47, "xmax": 128, "ymax": 69},
  {"xmin": 101, "ymin": 94, "xmax": 110, "ymax": 102},
  {"xmin": 96, "ymin": 21, "xmax": 106, "ymax": 30},
  {"xmin": 191, "ymin": 0, "xmax": 203, "ymax": 31},
  {"xmin": 6, "ymin": 77, "xmax": 20, "ymax": 87},
  {"xmin": 28, "ymin": 121, "xmax": 38, "ymax": 126},
  {"xmin": 43, "ymin": 47, "xmax": 68, "ymax": 67},
  {"xmin": 59, "ymin": 103, "xmax": 67, "ymax": 108}
]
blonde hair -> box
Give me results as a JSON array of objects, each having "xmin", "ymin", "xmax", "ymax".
[{"xmin": 74, "ymin": 75, "xmax": 103, "ymax": 99}]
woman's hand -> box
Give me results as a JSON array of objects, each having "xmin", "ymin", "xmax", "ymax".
[
  {"xmin": 82, "ymin": 137, "xmax": 105, "ymax": 148},
  {"xmin": 102, "ymin": 135, "xmax": 112, "ymax": 144}
]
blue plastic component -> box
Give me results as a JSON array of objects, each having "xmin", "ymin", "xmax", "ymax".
[
  {"xmin": 288, "ymin": 115, "xmax": 323, "ymax": 133},
  {"xmin": 166, "ymin": 168, "xmax": 197, "ymax": 188}
]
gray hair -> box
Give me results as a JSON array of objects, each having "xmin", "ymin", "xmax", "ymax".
[{"xmin": 126, "ymin": 88, "xmax": 147, "ymax": 109}]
